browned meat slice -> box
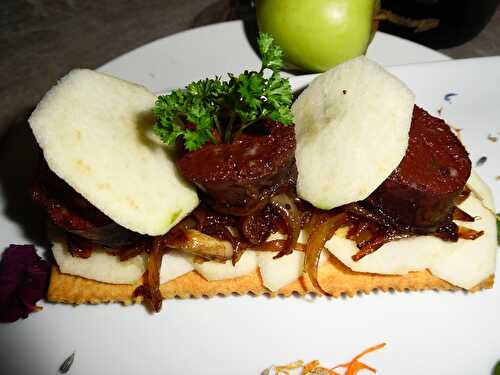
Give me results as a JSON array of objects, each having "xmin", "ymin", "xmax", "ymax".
[
  {"xmin": 32, "ymin": 163, "xmax": 144, "ymax": 248},
  {"xmin": 176, "ymin": 120, "xmax": 297, "ymax": 216},
  {"xmin": 364, "ymin": 106, "xmax": 471, "ymax": 233}
]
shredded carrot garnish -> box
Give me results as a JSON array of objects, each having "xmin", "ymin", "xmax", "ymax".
[
  {"xmin": 275, "ymin": 360, "xmax": 305, "ymax": 375},
  {"xmin": 331, "ymin": 343, "xmax": 386, "ymax": 375},
  {"xmin": 311, "ymin": 366, "xmax": 338, "ymax": 375},
  {"xmin": 301, "ymin": 360, "xmax": 321, "ymax": 374},
  {"xmin": 269, "ymin": 343, "xmax": 386, "ymax": 375},
  {"xmin": 332, "ymin": 360, "xmax": 375, "ymax": 375}
]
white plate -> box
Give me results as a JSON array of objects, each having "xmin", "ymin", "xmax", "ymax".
[
  {"xmin": 97, "ymin": 20, "xmax": 449, "ymax": 92},
  {"xmin": 1, "ymin": 24, "xmax": 498, "ymax": 375}
]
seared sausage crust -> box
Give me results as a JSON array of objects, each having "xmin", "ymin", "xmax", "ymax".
[
  {"xmin": 177, "ymin": 120, "xmax": 297, "ymax": 216},
  {"xmin": 365, "ymin": 106, "xmax": 471, "ymax": 232}
]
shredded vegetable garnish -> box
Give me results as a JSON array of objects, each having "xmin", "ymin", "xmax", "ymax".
[
  {"xmin": 301, "ymin": 360, "xmax": 321, "ymax": 374},
  {"xmin": 309, "ymin": 367, "xmax": 337, "ymax": 375},
  {"xmin": 275, "ymin": 360, "xmax": 305, "ymax": 375},
  {"xmin": 267, "ymin": 343, "xmax": 386, "ymax": 375},
  {"xmin": 330, "ymin": 343, "xmax": 386, "ymax": 375}
]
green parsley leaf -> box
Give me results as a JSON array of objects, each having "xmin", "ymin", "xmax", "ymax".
[
  {"xmin": 153, "ymin": 33, "xmax": 293, "ymax": 151},
  {"xmin": 258, "ymin": 32, "xmax": 284, "ymax": 72}
]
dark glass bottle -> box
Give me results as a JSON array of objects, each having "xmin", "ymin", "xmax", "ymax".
[{"xmin": 378, "ymin": 0, "xmax": 500, "ymax": 49}]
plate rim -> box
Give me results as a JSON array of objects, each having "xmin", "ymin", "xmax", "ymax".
[{"xmin": 98, "ymin": 19, "xmax": 451, "ymax": 73}]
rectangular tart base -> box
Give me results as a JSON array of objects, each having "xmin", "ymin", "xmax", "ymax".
[{"xmin": 47, "ymin": 253, "xmax": 494, "ymax": 305}]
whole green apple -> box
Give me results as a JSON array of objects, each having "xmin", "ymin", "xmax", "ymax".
[{"xmin": 256, "ymin": 0, "xmax": 376, "ymax": 72}]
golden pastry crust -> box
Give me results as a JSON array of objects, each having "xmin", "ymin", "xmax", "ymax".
[{"xmin": 47, "ymin": 252, "xmax": 494, "ymax": 305}]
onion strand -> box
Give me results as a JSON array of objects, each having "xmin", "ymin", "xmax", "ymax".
[
  {"xmin": 270, "ymin": 194, "xmax": 301, "ymax": 259},
  {"xmin": 304, "ymin": 212, "xmax": 347, "ymax": 295},
  {"xmin": 452, "ymin": 207, "xmax": 475, "ymax": 222},
  {"xmin": 133, "ymin": 237, "xmax": 164, "ymax": 312},
  {"xmin": 163, "ymin": 228, "xmax": 233, "ymax": 261},
  {"xmin": 458, "ymin": 226, "xmax": 484, "ymax": 240}
]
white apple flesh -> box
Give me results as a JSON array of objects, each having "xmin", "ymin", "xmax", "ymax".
[{"xmin": 292, "ymin": 56, "xmax": 415, "ymax": 209}]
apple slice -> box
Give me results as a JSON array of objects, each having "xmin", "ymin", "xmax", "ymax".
[
  {"xmin": 29, "ymin": 69, "xmax": 199, "ymax": 236},
  {"xmin": 52, "ymin": 239, "xmax": 195, "ymax": 285},
  {"xmin": 257, "ymin": 248, "xmax": 328, "ymax": 292},
  {"xmin": 193, "ymin": 251, "xmax": 258, "ymax": 281},
  {"xmin": 325, "ymin": 191, "xmax": 496, "ymax": 290},
  {"xmin": 159, "ymin": 250, "xmax": 194, "ymax": 284},
  {"xmin": 467, "ymin": 169, "xmax": 495, "ymax": 211},
  {"xmin": 52, "ymin": 240, "xmax": 147, "ymax": 285},
  {"xmin": 257, "ymin": 251, "xmax": 305, "ymax": 292},
  {"xmin": 292, "ymin": 56, "xmax": 415, "ymax": 209}
]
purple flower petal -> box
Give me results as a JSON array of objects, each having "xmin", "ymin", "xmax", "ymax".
[{"xmin": 0, "ymin": 245, "xmax": 50, "ymax": 323}]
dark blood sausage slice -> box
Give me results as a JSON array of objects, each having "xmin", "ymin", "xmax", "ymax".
[
  {"xmin": 365, "ymin": 106, "xmax": 471, "ymax": 233},
  {"xmin": 176, "ymin": 120, "xmax": 297, "ymax": 216},
  {"xmin": 32, "ymin": 163, "xmax": 144, "ymax": 248}
]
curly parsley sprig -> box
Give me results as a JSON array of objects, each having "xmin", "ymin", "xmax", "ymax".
[{"xmin": 153, "ymin": 33, "xmax": 293, "ymax": 151}]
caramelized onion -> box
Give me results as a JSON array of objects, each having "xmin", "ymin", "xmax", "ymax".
[
  {"xmin": 192, "ymin": 205, "xmax": 236, "ymax": 229},
  {"xmin": 163, "ymin": 228, "xmax": 233, "ymax": 261},
  {"xmin": 458, "ymin": 226, "xmax": 484, "ymax": 240},
  {"xmin": 454, "ymin": 187, "xmax": 471, "ymax": 205},
  {"xmin": 346, "ymin": 221, "xmax": 376, "ymax": 246},
  {"xmin": 133, "ymin": 237, "xmax": 164, "ymax": 312},
  {"xmin": 270, "ymin": 194, "xmax": 301, "ymax": 259},
  {"xmin": 352, "ymin": 231, "xmax": 411, "ymax": 262},
  {"xmin": 116, "ymin": 238, "xmax": 153, "ymax": 261},
  {"xmin": 433, "ymin": 221, "xmax": 459, "ymax": 242},
  {"xmin": 304, "ymin": 212, "xmax": 347, "ymax": 295},
  {"xmin": 200, "ymin": 225, "xmax": 246, "ymax": 265},
  {"xmin": 177, "ymin": 217, "xmax": 198, "ymax": 231},
  {"xmin": 67, "ymin": 234, "xmax": 94, "ymax": 259},
  {"xmin": 256, "ymin": 240, "xmax": 306, "ymax": 252},
  {"xmin": 452, "ymin": 207, "xmax": 475, "ymax": 222},
  {"xmin": 231, "ymin": 245, "xmax": 246, "ymax": 265},
  {"xmin": 344, "ymin": 203, "xmax": 388, "ymax": 226}
]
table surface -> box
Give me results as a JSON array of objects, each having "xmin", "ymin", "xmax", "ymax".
[{"xmin": 1, "ymin": 0, "xmax": 499, "ymax": 135}]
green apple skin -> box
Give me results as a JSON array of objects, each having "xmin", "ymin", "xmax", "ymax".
[{"xmin": 256, "ymin": 0, "xmax": 374, "ymax": 72}]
